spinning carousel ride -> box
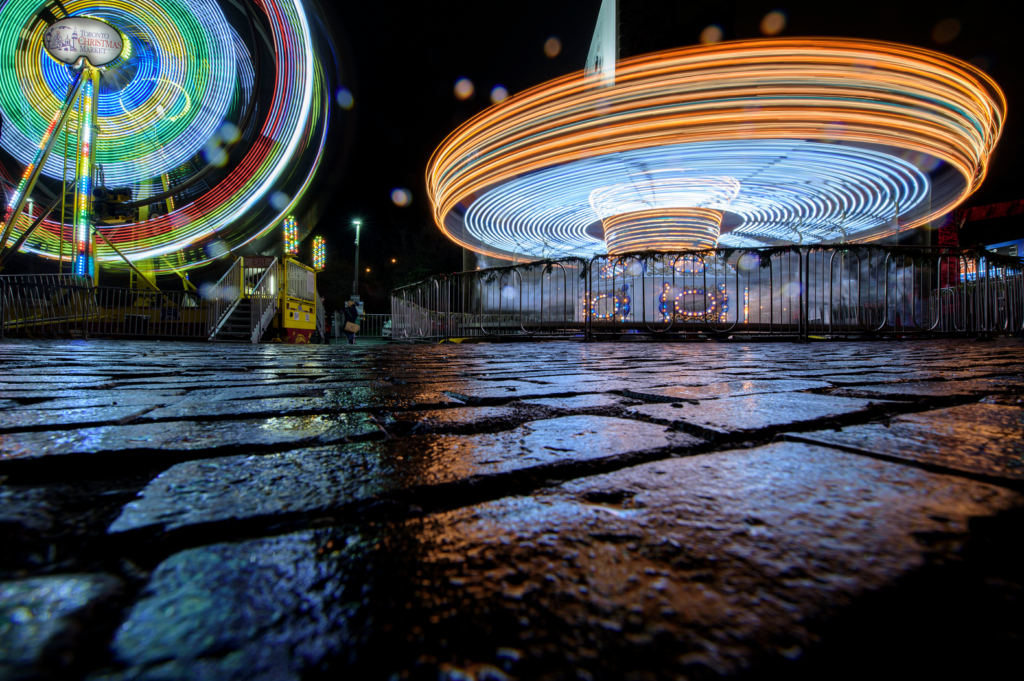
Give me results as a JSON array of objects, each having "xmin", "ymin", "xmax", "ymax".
[{"xmin": 427, "ymin": 39, "xmax": 1005, "ymax": 260}]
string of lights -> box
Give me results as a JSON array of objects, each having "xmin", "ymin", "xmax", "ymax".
[
  {"xmin": 427, "ymin": 38, "xmax": 1005, "ymax": 260},
  {"xmin": 312, "ymin": 235, "xmax": 324, "ymax": 270},
  {"xmin": 283, "ymin": 215, "xmax": 298, "ymax": 255}
]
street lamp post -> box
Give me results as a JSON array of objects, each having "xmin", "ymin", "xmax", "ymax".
[{"xmin": 351, "ymin": 219, "xmax": 361, "ymax": 300}]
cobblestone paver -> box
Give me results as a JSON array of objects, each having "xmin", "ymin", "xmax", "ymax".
[{"xmin": 1, "ymin": 338, "xmax": 1022, "ymax": 680}]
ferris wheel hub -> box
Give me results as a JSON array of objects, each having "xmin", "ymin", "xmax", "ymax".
[{"xmin": 43, "ymin": 15, "xmax": 124, "ymax": 68}]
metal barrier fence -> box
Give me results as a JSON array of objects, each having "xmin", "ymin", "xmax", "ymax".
[
  {"xmin": 2, "ymin": 258, "xmax": 326, "ymax": 344},
  {"xmin": 332, "ymin": 312, "xmax": 391, "ymax": 340},
  {"xmin": 1, "ymin": 274, "xmax": 210, "ymax": 339},
  {"xmin": 358, "ymin": 313, "xmax": 390, "ymax": 339},
  {"xmin": 390, "ymin": 246, "xmax": 1024, "ymax": 341}
]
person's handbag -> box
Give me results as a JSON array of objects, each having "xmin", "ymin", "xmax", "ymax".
[{"xmin": 344, "ymin": 321, "xmax": 360, "ymax": 333}]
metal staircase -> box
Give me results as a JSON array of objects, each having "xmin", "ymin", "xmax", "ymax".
[{"xmin": 211, "ymin": 299, "xmax": 252, "ymax": 342}]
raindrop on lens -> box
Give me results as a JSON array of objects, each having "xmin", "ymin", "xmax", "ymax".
[
  {"xmin": 391, "ymin": 188, "xmax": 412, "ymax": 207},
  {"xmin": 760, "ymin": 11, "xmax": 786, "ymax": 36},
  {"xmin": 270, "ymin": 191, "xmax": 290, "ymax": 211},
  {"xmin": 490, "ymin": 85, "xmax": 509, "ymax": 104},
  {"xmin": 204, "ymin": 241, "xmax": 229, "ymax": 259},
  {"xmin": 218, "ymin": 122, "xmax": 240, "ymax": 144},
  {"xmin": 336, "ymin": 87, "xmax": 354, "ymax": 109},
  {"xmin": 454, "ymin": 78, "xmax": 474, "ymax": 101},
  {"xmin": 700, "ymin": 25, "xmax": 723, "ymax": 44},
  {"xmin": 202, "ymin": 140, "xmax": 227, "ymax": 167},
  {"xmin": 968, "ymin": 55, "xmax": 992, "ymax": 72},
  {"xmin": 544, "ymin": 36, "xmax": 561, "ymax": 58},
  {"xmin": 932, "ymin": 18, "xmax": 960, "ymax": 44}
]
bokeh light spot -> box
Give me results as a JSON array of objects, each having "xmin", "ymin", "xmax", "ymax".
[
  {"xmin": 218, "ymin": 122, "xmax": 240, "ymax": 145},
  {"xmin": 454, "ymin": 78, "xmax": 474, "ymax": 101},
  {"xmin": 544, "ymin": 36, "xmax": 562, "ymax": 58},
  {"xmin": 202, "ymin": 139, "xmax": 228, "ymax": 167},
  {"xmin": 270, "ymin": 191, "xmax": 290, "ymax": 211},
  {"xmin": 336, "ymin": 87, "xmax": 354, "ymax": 110},
  {"xmin": 760, "ymin": 11, "xmax": 786, "ymax": 36},
  {"xmin": 391, "ymin": 188, "xmax": 412, "ymax": 207},
  {"xmin": 699, "ymin": 25, "xmax": 723, "ymax": 44},
  {"xmin": 968, "ymin": 55, "xmax": 992, "ymax": 72},
  {"xmin": 932, "ymin": 18, "xmax": 961, "ymax": 44},
  {"xmin": 490, "ymin": 85, "xmax": 509, "ymax": 104}
]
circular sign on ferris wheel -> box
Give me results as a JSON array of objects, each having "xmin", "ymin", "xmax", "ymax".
[{"xmin": 43, "ymin": 17, "xmax": 124, "ymax": 67}]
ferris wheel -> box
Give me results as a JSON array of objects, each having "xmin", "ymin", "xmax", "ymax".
[{"xmin": 0, "ymin": 0, "xmax": 336, "ymax": 276}]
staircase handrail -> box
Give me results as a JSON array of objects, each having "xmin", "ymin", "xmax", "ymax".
[
  {"xmin": 206, "ymin": 257, "xmax": 243, "ymax": 340},
  {"xmin": 250, "ymin": 258, "xmax": 280, "ymax": 343}
]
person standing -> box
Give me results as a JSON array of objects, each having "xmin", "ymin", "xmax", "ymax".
[{"xmin": 342, "ymin": 300, "xmax": 360, "ymax": 345}]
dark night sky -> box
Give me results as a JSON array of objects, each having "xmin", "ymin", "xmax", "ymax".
[{"xmin": 315, "ymin": 0, "xmax": 1019, "ymax": 307}]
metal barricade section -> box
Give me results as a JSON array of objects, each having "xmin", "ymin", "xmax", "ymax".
[
  {"xmin": 390, "ymin": 247, "xmax": 1024, "ymax": 342},
  {"xmin": 1, "ymin": 274, "xmax": 209, "ymax": 340},
  {"xmin": 4, "ymin": 247, "xmax": 1019, "ymax": 343}
]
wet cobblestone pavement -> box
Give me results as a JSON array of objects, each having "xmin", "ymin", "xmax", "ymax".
[{"xmin": 1, "ymin": 339, "xmax": 1022, "ymax": 680}]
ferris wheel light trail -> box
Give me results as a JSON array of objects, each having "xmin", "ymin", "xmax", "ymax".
[
  {"xmin": 426, "ymin": 38, "xmax": 1005, "ymax": 259},
  {"xmin": 0, "ymin": 0, "xmax": 328, "ymax": 271}
]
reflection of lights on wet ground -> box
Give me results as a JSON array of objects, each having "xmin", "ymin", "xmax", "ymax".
[
  {"xmin": 391, "ymin": 188, "xmax": 412, "ymax": 207},
  {"xmin": 760, "ymin": 11, "xmax": 786, "ymax": 36},
  {"xmin": 490, "ymin": 85, "xmax": 509, "ymax": 104},
  {"xmin": 336, "ymin": 87, "xmax": 354, "ymax": 109},
  {"xmin": 932, "ymin": 18, "xmax": 961, "ymax": 44},
  {"xmin": 454, "ymin": 78, "xmax": 474, "ymax": 100},
  {"xmin": 544, "ymin": 36, "xmax": 561, "ymax": 58},
  {"xmin": 700, "ymin": 25, "xmax": 723, "ymax": 44}
]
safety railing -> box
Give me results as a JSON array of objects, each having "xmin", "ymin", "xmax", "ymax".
[
  {"xmin": 331, "ymin": 312, "xmax": 391, "ymax": 340},
  {"xmin": 205, "ymin": 257, "xmax": 243, "ymax": 340},
  {"xmin": 1, "ymin": 274, "xmax": 209, "ymax": 340},
  {"xmin": 390, "ymin": 246, "xmax": 1024, "ymax": 341},
  {"xmin": 360, "ymin": 313, "xmax": 391, "ymax": 339},
  {"xmin": 250, "ymin": 258, "xmax": 280, "ymax": 344}
]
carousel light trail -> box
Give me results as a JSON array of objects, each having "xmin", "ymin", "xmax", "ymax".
[{"xmin": 427, "ymin": 38, "xmax": 1005, "ymax": 260}]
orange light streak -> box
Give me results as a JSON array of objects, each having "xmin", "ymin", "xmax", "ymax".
[{"xmin": 427, "ymin": 38, "xmax": 1005, "ymax": 257}]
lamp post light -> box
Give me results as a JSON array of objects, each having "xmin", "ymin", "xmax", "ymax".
[{"xmin": 351, "ymin": 219, "xmax": 361, "ymax": 300}]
